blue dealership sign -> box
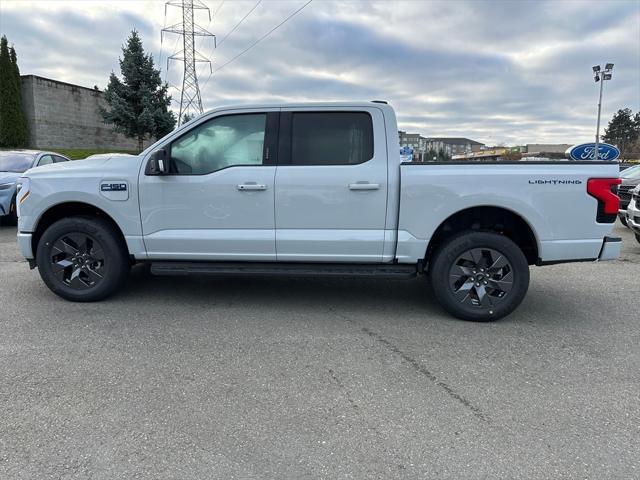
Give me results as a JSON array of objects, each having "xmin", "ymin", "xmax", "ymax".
[
  {"xmin": 400, "ymin": 145, "xmax": 414, "ymax": 162},
  {"xmin": 566, "ymin": 143, "xmax": 620, "ymax": 161}
]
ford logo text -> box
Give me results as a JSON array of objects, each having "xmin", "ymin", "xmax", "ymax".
[{"xmin": 565, "ymin": 143, "xmax": 620, "ymax": 161}]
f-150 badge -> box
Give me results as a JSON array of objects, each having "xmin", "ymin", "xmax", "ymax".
[
  {"xmin": 99, "ymin": 181, "xmax": 129, "ymax": 201},
  {"xmin": 100, "ymin": 183, "xmax": 127, "ymax": 192}
]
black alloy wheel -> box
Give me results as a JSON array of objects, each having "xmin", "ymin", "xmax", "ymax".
[
  {"xmin": 448, "ymin": 247, "xmax": 513, "ymax": 308},
  {"xmin": 36, "ymin": 216, "xmax": 130, "ymax": 302},
  {"xmin": 50, "ymin": 233, "xmax": 106, "ymax": 290},
  {"xmin": 430, "ymin": 231, "xmax": 529, "ymax": 322}
]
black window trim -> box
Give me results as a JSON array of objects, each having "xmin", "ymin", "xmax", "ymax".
[
  {"xmin": 160, "ymin": 111, "xmax": 279, "ymax": 176},
  {"xmin": 278, "ymin": 110, "xmax": 375, "ymax": 166}
]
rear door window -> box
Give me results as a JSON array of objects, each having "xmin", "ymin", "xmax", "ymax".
[
  {"xmin": 290, "ymin": 112, "xmax": 374, "ymax": 165},
  {"xmin": 37, "ymin": 155, "xmax": 54, "ymax": 166}
]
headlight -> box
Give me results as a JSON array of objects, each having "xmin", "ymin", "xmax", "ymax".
[
  {"xmin": 16, "ymin": 177, "xmax": 30, "ymax": 217},
  {"xmin": 0, "ymin": 182, "xmax": 14, "ymax": 190}
]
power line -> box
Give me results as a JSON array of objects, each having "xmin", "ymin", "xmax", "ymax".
[
  {"xmin": 201, "ymin": 0, "xmax": 312, "ymax": 89},
  {"xmin": 217, "ymin": 0, "xmax": 262, "ymax": 47},
  {"xmin": 200, "ymin": 0, "xmax": 258, "ymax": 81},
  {"xmin": 212, "ymin": 0, "xmax": 225, "ymax": 18}
]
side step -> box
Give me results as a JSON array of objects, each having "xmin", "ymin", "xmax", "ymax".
[{"xmin": 150, "ymin": 261, "xmax": 417, "ymax": 279}]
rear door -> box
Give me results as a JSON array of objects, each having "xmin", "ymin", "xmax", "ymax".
[{"xmin": 274, "ymin": 107, "xmax": 388, "ymax": 262}]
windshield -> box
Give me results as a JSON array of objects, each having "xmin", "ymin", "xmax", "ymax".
[
  {"xmin": 0, "ymin": 152, "xmax": 36, "ymax": 173},
  {"xmin": 621, "ymin": 164, "xmax": 640, "ymax": 179}
]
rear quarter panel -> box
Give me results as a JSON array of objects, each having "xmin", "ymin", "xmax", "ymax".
[{"xmin": 398, "ymin": 162, "xmax": 620, "ymax": 263}]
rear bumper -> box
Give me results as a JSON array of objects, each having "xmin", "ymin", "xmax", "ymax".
[
  {"xmin": 538, "ymin": 236, "xmax": 620, "ymax": 264},
  {"xmin": 597, "ymin": 236, "xmax": 621, "ymax": 261},
  {"xmin": 17, "ymin": 232, "xmax": 34, "ymax": 260}
]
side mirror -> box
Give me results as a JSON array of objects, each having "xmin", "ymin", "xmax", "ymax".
[{"xmin": 146, "ymin": 149, "xmax": 169, "ymax": 175}]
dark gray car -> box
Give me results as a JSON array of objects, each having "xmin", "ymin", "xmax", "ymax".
[{"xmin": 0, "ymin": 150, "xmax": 70, "ymax": 224}]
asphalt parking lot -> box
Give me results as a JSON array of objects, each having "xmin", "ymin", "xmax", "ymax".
[{"xmin": 0, "ymin": 223, "xmax": 638, "ymax": 479}]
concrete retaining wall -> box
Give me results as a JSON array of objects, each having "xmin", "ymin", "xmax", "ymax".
[{"xmin": 20, "ymin": 75, "xmax": 153, "ymax": 151}]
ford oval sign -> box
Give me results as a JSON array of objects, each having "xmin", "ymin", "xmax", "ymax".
[{"xmin": 566, "ymin": 143, "xmax": 620, "ymax": 161}]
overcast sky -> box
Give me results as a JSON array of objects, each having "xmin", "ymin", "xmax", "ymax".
[{"xmin": 1, "ymin": 0, "xmax": 638, "ymax": 145}]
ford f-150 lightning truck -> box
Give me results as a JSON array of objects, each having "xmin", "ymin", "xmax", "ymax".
[{"xmin": 15, "ymin": 102, "xmax": 622, "ymax": 321}]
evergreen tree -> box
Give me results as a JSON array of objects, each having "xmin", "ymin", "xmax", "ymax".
[
  {"xmin": 437, "ymin": 149, "xmax": 451, "ymax": 161},
  {"xmin": 603, "ymin": 108, "xmax": 639, "ymax": 159},
  {"xmin": 426, "ymin": 148, "xmax": 439, "ymax": 162},
  {"xmin": 182, "ymin": 113, "xmax": 194, "ymax": 124},
  {"xmin": 9, "ymin": 44, "xmax": 28, "ymax": 146},
  {"xmin": 100, "ymin": 31, "xmax": 175, "ymax": 152},
  {"xmin": 0, "ymin": 36, "xmax": 28, "ymax": 147}
]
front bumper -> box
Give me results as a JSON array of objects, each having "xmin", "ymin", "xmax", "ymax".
[
  {"xmin": 598, "ymin": 236, "xmax": 621, "ymax": 261},
  {"xmin": 17, "ymin": 232, "xmax": 34, "ymax": 260},
  {"xmin": 626, "ymin": 202, "xmax": 640, "ymax": 235}
]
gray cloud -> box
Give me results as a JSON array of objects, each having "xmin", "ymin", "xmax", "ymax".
[{"xmin": 1, "ymin": 0, "xmax": 638, "ymax": 144}]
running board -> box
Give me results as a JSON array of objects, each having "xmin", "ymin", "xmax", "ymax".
[{"xmin": 150, "ymin": 261, "xmax": 417, "ymax": 279}]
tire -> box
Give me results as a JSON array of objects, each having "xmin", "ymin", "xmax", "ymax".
[
  {"xmin": 429, "ymin": 231, "xmax": 529, "ymax": 322},
  {"xmin": 636, "ymin": 234, "xmax": 640, "ymax": 244},
  {"xmin": 36, "ymin": 216, "xmax": 130, "ymax": 301},
  {"xmin": 5, "ymin": 194, "xmax": 18, "ymax": 226},
  {"xmin": 620, "ymin": 216, "xmax": 628, "ymax": 228}
]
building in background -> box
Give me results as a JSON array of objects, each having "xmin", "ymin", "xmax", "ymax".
[
  {"xmin": 398, "ymin": 131, "xmax": 428, "ymax": 161},
  {"xmin": 20, "ymin": 75, "xmax": 151, "ymax": 151},
  {"xmin": 522, "ymin": 143, "xmax": 572, "ymax": 159},
  {"xmin": 425, "ymin": 137, "xmax": 485, "ymax": 156},
  {"xmin": 452, "ymin": 148, "xmax": 512, "ymax": 161}
]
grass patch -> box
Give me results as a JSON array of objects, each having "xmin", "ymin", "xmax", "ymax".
[{"xmin": 45, "ymin": 148, "xmax": 139, "ymax": 160}]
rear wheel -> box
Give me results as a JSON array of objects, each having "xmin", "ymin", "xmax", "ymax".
[
  {"xmin": 636, "ymin": 234, "xmax": 640, "ymax": 244},
  {"xmin": 36, "ymin": 216, "xmax": 129, "ymax": 301},
  {"xmin": 429, "ymin": 231, "xmax": 529, "ymax": 322}
]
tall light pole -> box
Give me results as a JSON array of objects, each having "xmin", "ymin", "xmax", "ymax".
[{"xmin": 592, "ymin": 63, "xmax": 614, "ymax": 160}]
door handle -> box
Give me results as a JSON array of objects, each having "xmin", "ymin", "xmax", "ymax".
[
  {"xmin": 237, "ymin": 183, "xmax": 267, "ymax": 191},
  {"xmin": 348, "ymin": 182, "xmax": 380, "ymax": 191}
]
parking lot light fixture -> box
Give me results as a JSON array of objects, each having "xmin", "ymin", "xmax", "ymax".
[{"xmin": 593, "ymin": 63, "xmax": 614, "ymax": 160}]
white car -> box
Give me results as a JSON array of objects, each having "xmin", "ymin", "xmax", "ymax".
[
  {"xmin": 625, "ymin": 185, "xmax": 640, "ymax": 244},
  {"xmin": 15, "ymin": 102, "xmax": 622, "ymax": 321}
]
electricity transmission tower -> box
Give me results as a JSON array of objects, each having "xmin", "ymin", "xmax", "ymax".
[{"xmin": 162, "ymin": 0, "xmax": 216, "ymax": 125}]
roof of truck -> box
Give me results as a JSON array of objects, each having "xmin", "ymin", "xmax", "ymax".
[{"xmin": 201, "ymin": 101, "xmax": 393, "ymax": 113}]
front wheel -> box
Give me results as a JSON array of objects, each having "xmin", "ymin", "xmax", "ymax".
[
  {"xmin": 4, "ymin": 194, "xmax": 18, "ymax": 226},
  {"xmin": 36, "ymin": 216, "xmax": 130, "ymax": 301},
  {"xmin": 429, "ymin": 231, "xmax": 530, "ymax": 322},
  {"xmin": 636, "ymin": 234, "xmax": 640, "ymax": 244},
  {"xmin": 620, "ymin": 216, "xmax": 628, "ymax": 228}
]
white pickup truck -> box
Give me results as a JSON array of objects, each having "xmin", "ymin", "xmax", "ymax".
[{"xmin": 15, "ymin": 102, "xmax": 622, "ymax": 321}]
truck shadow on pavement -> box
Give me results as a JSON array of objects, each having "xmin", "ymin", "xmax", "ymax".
[
  {"xmin": 123, "ymin": 263, "xmax": 438, "ymax": 311},
  {"xmin": 112, "ymin": 263, "xmax": 537, "ymax": 325}
]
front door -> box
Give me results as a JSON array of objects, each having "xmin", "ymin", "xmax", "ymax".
[
  {"xmin": 274, "ymin": 108, "xmax": 388, "ymax": 262},
  {"xmin": 139, "ymin": 110, "xmax": 279, "ymax": 261}
]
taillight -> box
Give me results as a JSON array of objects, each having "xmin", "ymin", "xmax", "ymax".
[{"xmin": 587, "ymin": 177, "xmax": 621, "ymax": 222}]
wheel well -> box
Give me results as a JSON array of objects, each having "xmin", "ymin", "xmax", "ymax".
[
  {"xmin": 32, "ymin": 202, "xmax": 128, "ymax": 258},
  {"xmin": 425, "ymin": 206, "xmax": 538, "ymax": 266}
]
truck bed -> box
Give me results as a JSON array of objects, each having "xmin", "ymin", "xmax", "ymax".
[{"xmin": 396, "ymin": 161, "xmax": 620, "ymax": 264}]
